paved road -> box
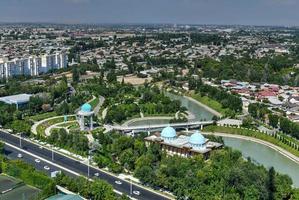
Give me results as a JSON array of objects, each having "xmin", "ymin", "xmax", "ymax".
[
  {"xmin": 0, "ymin": 131, "xmax": 170, "ymax": 200},
  {"xmin": 109, "ymin": 120, "xmax": 214, "ymax": 132}
]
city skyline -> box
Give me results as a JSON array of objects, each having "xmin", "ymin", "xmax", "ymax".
[{"xmin": 1, "ymin": 0, "xmax": 299, "ymax": 26}]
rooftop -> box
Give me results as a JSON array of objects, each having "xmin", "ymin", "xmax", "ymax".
[
  {"xmin": 0, "ymin": 93, "xmax": 32, "ymax": 105},
  {"xmin": 46, "ymin": 194, "xmax": 84, "ymax": 200}
]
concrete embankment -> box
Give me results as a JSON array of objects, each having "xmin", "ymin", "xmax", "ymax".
[{"xmin": 203, "ymin": 132, "xmax": 299, "ymax": 165}]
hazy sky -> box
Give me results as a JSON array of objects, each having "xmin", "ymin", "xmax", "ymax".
[{"xmin": 1, "ymin": 0, "xmax": 299, "ymax": 26}]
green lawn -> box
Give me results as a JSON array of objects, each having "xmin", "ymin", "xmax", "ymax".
[
  {"xmin": 26, "ymin": 112, "xmax": 57, "ymax": 122},
  {"xmin": 190, "ymin": 93, "xmax": 229, "ymax": 115},
  {"xmin": 36, "ymin": 116, "xmax": 76, "ymax": 136},
  {"xmin": 204, "ymin": 125, "xmax": 299, "ymax": 158},
  {"xmin": 89, "ymin": 97, "xmax": 100, "ymax": 109}
]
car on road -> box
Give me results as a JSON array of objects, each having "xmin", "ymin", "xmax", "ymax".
[
  {"xmin": 115, "ymin": 180, "xmax": 122, "ymax": 185},
  {"xmin": 133, "ymin": 190, "xmax": 140, "ymax": 196},
  {"xmin": 94, "ymin": 172, "xmax": 99, "ymax": 177},
  {"xmin": 17, "ymin": 153, "xmax": 23, "ymax": 158},
  {"xmin": 35, "ymin": 159, "xmax": 41, "ymax": 163},
  {"xmin": 44, "ymin": 166, "xmax": 50, "ymax": 170}
]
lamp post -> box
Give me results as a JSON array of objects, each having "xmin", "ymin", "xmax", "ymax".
[
  {"xmin": 51, "ymin": 145, "xmax": 54, "ymax": 161},
  {"xmin": 87, "ymin": 154, "xmax": 90, "ymax": 178},
  {"xmin": 19, "ymin": 133, "xmax": 22, "ymax": 148},
  {"xmin": 130, "ymin": 178, "xmax": 132, "ymax": 196}
]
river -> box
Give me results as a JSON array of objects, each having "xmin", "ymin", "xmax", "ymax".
[
  {"xmin": 127, "ymin": 93, "xmax": 214, "ymax": 126},
  {"xmin": 222, "ymin": 136, "xmax": 299, "ymax": 187},
  {"xmin": 127, "ymin": 92, "xmax": 299, "ymax": 187}
]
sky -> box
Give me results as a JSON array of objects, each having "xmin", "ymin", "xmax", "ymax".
[{"xmin": 0, "ymin": 0, "xmax": 299, "ymax": 26}]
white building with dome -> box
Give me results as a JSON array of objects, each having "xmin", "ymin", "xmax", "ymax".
[
  {"xmin": 77, "ymin": 103, "xmax": 94, "ymax": 131},
  {"xmin": 145, "ymin": 126, "xmax": 222, "ymax": 158}
]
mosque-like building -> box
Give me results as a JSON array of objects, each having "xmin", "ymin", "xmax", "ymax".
[{"xmin": 144, "ymin": 126, "xmax": 222, "ymax": 159}]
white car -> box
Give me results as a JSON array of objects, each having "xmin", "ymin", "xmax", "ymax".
[
  {"xmin": 133, "ymin": 190, "xmax": 140, "ymax": 196},
  {"xmin": 44, "ymin": 166, "xmax": 50, "ymax": 170},
  {"xmin": 17, "ymin": 153, "xmax": 23, "ymax": 158},
  {"xmin": 94, "ymin": 172, "xmax": 99, "ymax": 177},
  {"xmin": 115, "ymin": 180, "xmax": 122, "ymax": 185},
  {"xmin": 35, "ymin": 159, "xmax": 40, "ymax": 163}
]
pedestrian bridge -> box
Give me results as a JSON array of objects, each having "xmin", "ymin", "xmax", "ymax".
[{"xmin": 106, "ymin": 120, "xmax": 214, "ymax": 133}]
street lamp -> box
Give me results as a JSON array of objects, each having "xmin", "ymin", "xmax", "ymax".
[
  {"xmin": 51, "ymin": 145, "xmax": 54, "ymax": 161},
  {"xmin": 19, "ymin": 133, "xmax": 22, "ymax": 148},
  {"xmin": 87, "ymin": 154, "xmax": 90, "ymax": 178},
  {"xmin": 130, "ymin": 178, "xmax": 132, "ymax": 196}
]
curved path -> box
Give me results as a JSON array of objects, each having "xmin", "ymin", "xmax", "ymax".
[
  {"xmin": 202, "ymin": 132, "xmax": 299, "ymax": 165},
  {"xmin": 31, "ymin": 115, "xmax": 75, "ymax": 135},
  {"xmin": 45, "ymin": 120, "xmax": 77, "ymax": 136}
]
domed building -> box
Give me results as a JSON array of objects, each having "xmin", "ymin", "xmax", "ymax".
[
  {"xmin": 161, "ymin": 126, "xmax": 177, "ymax": 141},
  {"xmin": 189, "ymin": 131, "xmax": 207, "ymax": 149},
  {"xmin": 145, "ymin": 128, "xmax": 222, "ymax": 159},
  {"xmin": 77, "ymin": 103, "xmax": 94, "ymax": 131}
]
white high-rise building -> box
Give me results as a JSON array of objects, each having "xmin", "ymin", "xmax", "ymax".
[{"xmin": 0, "ymin": 52, "xmax": 68, "ymax": 79}]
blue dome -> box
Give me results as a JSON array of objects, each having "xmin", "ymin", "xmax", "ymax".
[
  {"xmin": 161, "ymin": 126, "xmax": 176, "ymax": 139},
  {"xmin": 189, "ymin": 131, "xmax": 206, "ymax": 145},
  {"xmin": 81, "ymin": 103, "xmax": 92, "ymax": 112}
]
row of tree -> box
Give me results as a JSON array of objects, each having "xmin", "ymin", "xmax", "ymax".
[
  {"xmin": 90, "ymin": 130, "xmax": 299, "ymax": 199},
  {"xmin": 48, "ymin": 129, "xmax": 89, "ymax": 156}
]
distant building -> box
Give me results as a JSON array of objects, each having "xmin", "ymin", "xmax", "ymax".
[
  {"xmin": 0, "ymin": 51, "xmax": 68, "ymax": 79},
  {"xmin": 144, "ymin": 126, "xmax": 222, "ymax": 159},
  {"xmin": 0, "ymin": 93, "xmax": 32, "ymax": 109}
]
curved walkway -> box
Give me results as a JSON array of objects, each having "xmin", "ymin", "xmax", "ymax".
[
  {"xmin": 203, "ymin": 132, "xmax": 299, "ymax": 165},
  {"xmin": 45, "ymin": 120, "xmax": 77, "ymax": 136},
  {"xmin": 31, "ymin": 115, "xmax": 75, "ymax": 135}
]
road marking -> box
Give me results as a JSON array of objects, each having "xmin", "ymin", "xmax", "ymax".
[
  {"xmin": 1, "ymin": 132, "xmax": 174, "ymax": 200},
  {"xmin": 3, "ymin": 142, "xmax": 128, "ymax": 198}
]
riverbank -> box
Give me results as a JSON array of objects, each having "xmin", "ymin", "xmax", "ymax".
[
  {"xmin": 204, "ymin": 125, "xmax": 299, "ymax": 158},
  {"xmin": 202, "ymin": 131, "xmax": 299, "ymax": 165},
  {"xmin": 184, "ymin": 95, "xmax": 222, "ymax": 117}
]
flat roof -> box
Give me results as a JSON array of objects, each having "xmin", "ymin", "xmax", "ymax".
[{"xmin": 0, "ymin": 94, "xmax": 32, "ymax": 105}]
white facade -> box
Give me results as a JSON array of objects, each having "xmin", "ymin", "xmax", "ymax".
[{"xmin": 0, "ymin": 52, "xmax": 68, "ymax": 79}]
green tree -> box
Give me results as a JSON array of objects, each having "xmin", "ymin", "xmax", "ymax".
[
  {"xmin": 268, "ymin": 167, "xmax": 276, "ymax": 200},
  {"xmin": 269, "ymin": 114, "xmax": 279, "ymax": 128}
]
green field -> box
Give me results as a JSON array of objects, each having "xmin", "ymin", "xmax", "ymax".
[
  {"xmin": 26, "ymin": 112, "xmax": 58, "ymax": 122},
  {"xmin": 36, "ymin": 116, "xmax": 76, "ymax": 136},
  {"xmin": 0, "ymin": 175, "xmax": 40, "ymax": 200},
  {"xmin": 89, "ymin": 97, "xmax": 99, "ymax": 109},
  {"xmin": 190, "ymin": 93, "xmax": 229, "ymax": 115}
]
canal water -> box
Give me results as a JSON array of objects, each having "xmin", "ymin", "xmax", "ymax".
[
  {"xmin": 222, "ymin": 137, "xmax": 299, "ymax": 187},
  {"xmin": 169, "ymin": 93, "xmax": 299, "ymax": 187},
  {"xmin": 127, "ymin": 92, "xmax": 214, "ymax": 126},
  {"xmin": 165, "ymin": 92, "xmax": 214, "ymax": 121},
  {"xmin": 127, "ymin": 92, "xmax": 299, "ymax": 186}
]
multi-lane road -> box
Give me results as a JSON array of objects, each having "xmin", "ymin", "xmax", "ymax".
[{"xmin": 0, "ymin": 131, "xmax": 171, "ymax": 200}]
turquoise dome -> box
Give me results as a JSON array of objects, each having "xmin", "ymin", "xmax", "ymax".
[
  {"xmin": 161, "ymin": 126, "xmax": 176, "ymax": 139},
  {"xmin": 81, "ymin": 103, "xmax": 92, "ymax": 112},
  {"xmin": 189, "ymin": 131, "xmax": 206, "ymax": 146}
]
